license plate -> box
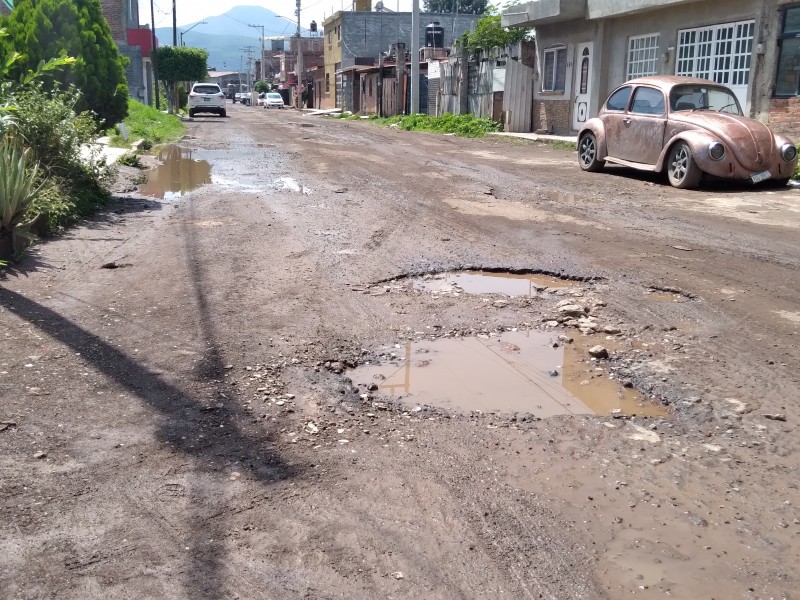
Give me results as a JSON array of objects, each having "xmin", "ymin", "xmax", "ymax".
[
  {"xmin": 203, "ymin": 97, "xmax": 210, "ymax": 102},
  {"xmin": 750, "ymin": 170, "xmax": 771, "ymax": 183}
]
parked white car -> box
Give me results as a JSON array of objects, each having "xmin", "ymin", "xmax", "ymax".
[
  {"xmin": 188, "ymin": 83, "xmax": 226, "ymax": 118},
  {"xmin": 263, "ymin": 92, "xmax": 285, "ymax": 109}
]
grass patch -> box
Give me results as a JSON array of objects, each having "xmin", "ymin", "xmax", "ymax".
[
  {"xmin": 117, "ymin": 152, "xmax": 143, "ymax": 168},
  {"xmin": 109, "ymin": 99, "xmax": 185, "ymax": 148},
  {"xmin": 539, "ymin": 139, "xmax": 577, "ymax": 152},
  {"xmin": 369, "ymin": 113, "xmax": 501, "ymax": 138}
]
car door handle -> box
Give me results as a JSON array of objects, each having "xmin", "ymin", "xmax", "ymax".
[{"xmin": 623, "ymin": 117, "xmax": 631, "ymax": 125}]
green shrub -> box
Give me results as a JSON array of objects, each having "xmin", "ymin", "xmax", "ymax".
[
  {"xmin": 0, "ymin": 135, "xmax": 40, "ymax": 243},
  {"xmin": 9, "ymin": 85, "xmax": 98, "ymax": 170},
  {"xmin": 117, "ymin": 152, "xmax": 142, "ymax": 168},
  {"xmin": 795, "ymin": 145, "xmax": 800, "ymax": 180}
]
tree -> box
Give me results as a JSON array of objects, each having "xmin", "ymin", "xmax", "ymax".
[
  {"xmin": 153, "ymin": 46, "xmax": 208, "ymax": 113},
  {"xmin": 1, "ymin": 0, "xmax": 129, "ymax": 128},
  {"xmin": 424, "ymin": 0, "xmax": 488, "ymax": 14},
  {"xmin": 254, "ymin": 80, "xmax": 271, "ymax": 93},
  {"xmin": 458, "ymin": 14, "xmax": 530, "ymax": 52}
]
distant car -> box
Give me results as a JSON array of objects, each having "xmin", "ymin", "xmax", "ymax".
[
  {"xmin": 578, "ymin": 76, "xmax": 798, "ymax": 189},
  {"xmin": 188, "ymin": 83, "xmax": 226, "ymax": 118},
  {"xmin": 263, "ymin": 92, "xmax": 285, "ymax": 109}
]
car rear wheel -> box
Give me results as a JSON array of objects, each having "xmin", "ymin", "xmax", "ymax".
[
  {"xmin": 189, "ymin": 109, "xmax": 196, "ymax": 118},
  {"xmin": 578, "ymin": 132, "xmax": 604, "ymax": 172},
  {"xmin": 667, "ymin": 142, "xmax": 702, "ymax": 189},
  {"xmin": 220, "ymin": 109, "xmax": 226, "ymax": 118}
]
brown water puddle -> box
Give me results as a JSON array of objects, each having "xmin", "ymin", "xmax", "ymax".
[
  {"xmin": 350, "ymin": 331, "xmax": 667, "ymax": 418},
  {"xmin": 139, "ymin": 145, "xmax": 211, "ymax": 199},
  {"xmin": 411, "ymin": 271, "xmax": 574, "ymax": 297}
]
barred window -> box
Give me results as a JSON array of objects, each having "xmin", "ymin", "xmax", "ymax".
[{"xmin": 627, "ymin": 34, "xmax": 660, "ymax": 80}]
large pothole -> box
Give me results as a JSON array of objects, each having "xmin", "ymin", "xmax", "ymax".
[{"xmin": 348, "ymin": 330, "xmax": 667, "ymax": 419}]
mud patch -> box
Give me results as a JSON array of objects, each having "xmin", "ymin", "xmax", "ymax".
[
  {"xmin": 350, "ymin": 331, "xmax": 666, "ymax": 418},
  {"xmin": 139, "ymin": 145, "xmax": 211, "ymax": 199}
]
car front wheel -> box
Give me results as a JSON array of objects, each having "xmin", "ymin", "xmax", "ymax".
[
  {"xmin": 578, "ymin": 132, "xmax": 604, "ymax": 172},
  {"xmin": 667, "ymin": 142, "xmax": 702, "ymax": 189}
]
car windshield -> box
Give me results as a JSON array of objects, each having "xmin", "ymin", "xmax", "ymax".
[
  {"xmin": 194, "ymin": 85, "xmax": 220, "ymax": 94},
  {"xmin": 669, "ymin": 85, "xmax": 742, "ymax": 114},
  {"xmin": 267, "ymin": 94, "xmax": 282, "ymax": 100}
]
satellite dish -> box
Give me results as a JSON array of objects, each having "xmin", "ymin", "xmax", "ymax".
[{"xmin": 375, "ymin": 1, "xmax": 383, "ymax": 8}]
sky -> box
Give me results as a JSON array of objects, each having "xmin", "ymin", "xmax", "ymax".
[{"xmin": 142, "ymin": 0, "xmax": 416, "ymax": 29}]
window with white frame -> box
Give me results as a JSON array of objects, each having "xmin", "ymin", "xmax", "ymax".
[
  {"xmin": 676, "ymin": 20, "xmax": 754, "ymax": 86},
  {"xmin": 627, "ymin": 34, "xmax": 660, "ymax": 80},
  {"xmin": 542, "ymin": 45, "xmax": 567, "ymax": 92}
]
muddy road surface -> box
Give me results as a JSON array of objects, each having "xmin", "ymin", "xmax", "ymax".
[{"xmin": 2, "ymin": 103, "xmax": 799, "ymax": 600}]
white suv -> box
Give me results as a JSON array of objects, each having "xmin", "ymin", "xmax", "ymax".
[{"xmin": 188, "ymin": 83, "xmax": 226, "ymax": 118}]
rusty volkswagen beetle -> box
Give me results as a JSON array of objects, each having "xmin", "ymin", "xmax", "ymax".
[{"xmin": 578, "ymin": 76, "xmax": 798, "ymax": 189}]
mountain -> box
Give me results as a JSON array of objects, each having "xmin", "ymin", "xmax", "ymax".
[{"xmin": 155, "ymin": 5, "xmax": 312, "ymax": 72}]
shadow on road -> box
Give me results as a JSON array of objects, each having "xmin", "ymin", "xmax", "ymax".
[{"xmin": 0, "ymin": 226, "xmax": 297, "ymax": 596}]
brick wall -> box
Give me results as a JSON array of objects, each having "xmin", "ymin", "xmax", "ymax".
[
  {"xmin": 100, "ymin": 0, "xmax": 125, "ymax": 42},
  {"xmin": 533, "ymin": 99, "xmax": 571, "ymax": 135},
  {"xmin": 768, "ymin": 97, "xmax": 800, "ymax": 139}
]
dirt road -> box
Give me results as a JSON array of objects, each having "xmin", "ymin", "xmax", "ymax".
[{"xmin": 1, "ymin": 103, "xmax": 799, "ymax": 599}]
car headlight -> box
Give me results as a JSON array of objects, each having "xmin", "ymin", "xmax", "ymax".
[
  {"xmin": 708, "ymin": 141, "xmax": 725, "ymax": 161},
  {"xmin": 781, "ymin": 143, "xmax": 798, "ymax": 162}
]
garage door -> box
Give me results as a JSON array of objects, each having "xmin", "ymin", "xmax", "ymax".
[{"xmin": 676, "ymin": 20, "xmax": 755, "ymax": 112}]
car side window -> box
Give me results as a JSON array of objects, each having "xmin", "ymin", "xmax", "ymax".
[
  {"xmin": 606, "ymin": 86, "xmax": 632, "ymax": 111},
  {"xmin": 630, "ymin": 87, "xmax": 666, "ymax": 116}
]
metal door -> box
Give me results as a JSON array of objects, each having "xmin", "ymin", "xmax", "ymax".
[{"xmin": 572, "ymin": 43, "xmax": 592, "ymax": 130}]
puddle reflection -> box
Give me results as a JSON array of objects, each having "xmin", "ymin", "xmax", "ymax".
[
  {"xmin": 139, "ymin": 145, "xmax": 211, "ymax": 199},
  {"xmin": 350, "ymin": 331, "xmax": 666, "ymax": 418}
]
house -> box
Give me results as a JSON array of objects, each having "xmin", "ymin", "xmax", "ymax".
[
  {"xmin": 321, "ymin": 1, "xmax": 481, "ymax": 111},
  {"xmin": 0, "ymin": 0, "xmax": 11, "ymax": 15},
  {"xmin": 502, "ymin": 0, "xmax": 800, "ymax": 138},
  {"xmin": 100, "ymin": 0, "xmax": 155, "ymax": 106}
]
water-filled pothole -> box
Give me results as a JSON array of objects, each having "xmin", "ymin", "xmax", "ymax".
[
  {"xmin": 349, "ymin": 330, "xmax": 666, "ymax": 418},
  {"xmin": 409, "ymin": 271, "xmax": 579, "ymax": 297},
  {"xmin": 139, "ymin": 145, "xmax": 211, "ymax": 199}
]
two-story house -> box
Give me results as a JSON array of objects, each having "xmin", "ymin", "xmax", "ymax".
[{"xmin": 321, "ymin": 1, "xmax": 481, "ymax": 111}]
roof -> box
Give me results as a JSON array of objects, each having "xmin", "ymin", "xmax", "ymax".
[
  {"xmin": 207, "ymin": 71, "xmax": 240, "ymax": 77},
  {"xmin": 622, "ymin": 76, "xmax": 735, "ymax": 91}
]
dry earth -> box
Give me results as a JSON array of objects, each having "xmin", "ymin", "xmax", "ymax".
[{"xmin": 1, "ymin": 103, "xmax": 799, "ymax": 600}]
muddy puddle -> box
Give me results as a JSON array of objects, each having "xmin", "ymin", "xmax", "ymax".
[
  {"xmin": 139, "ymin": 145, "xmax": 211, "ymax": 199},
  {"xmin": 410, "ymin": 271, "xmax": 576, "ymax": 297},
  {"xmin": 645, "ymin": 289, "xmax": 689, "ymax": 302},
  {"xmin": 350, "ymin": 330, "xmax": 666, "ymax": 418}
]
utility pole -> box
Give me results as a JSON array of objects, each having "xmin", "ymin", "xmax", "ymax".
[
  {"xmin": 248, "ymin": 24, "xmax": 266, "ymax": 87},
  {"xmin": 241, "ymin": 46, "xmax": 256, "ymax": 102},
  {"xmin": 410, "ymin": 0, "xmax": 420, "ymax": 114},
  {"xmin": 172, "ymin": 0, "xmax": 177, "ymax": 46},
  {"xmin": 296, "ymin": 0, "xmax": 304, "ymax": 109},
  {"xmin": 150, "ymin": 0, "xmax": 159, "ymax": 109}
]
